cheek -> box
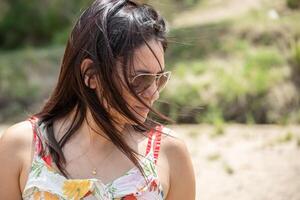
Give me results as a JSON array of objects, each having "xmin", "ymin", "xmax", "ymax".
[{"xmin": 122, "ymin": 90, "xmax": 139, "ymax": 106}]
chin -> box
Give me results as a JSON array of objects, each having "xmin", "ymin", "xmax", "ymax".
[
  {"xmin": 127, "ymin": 113, "xmax": 148, "ymax": 125},
  {"xmin": 132, "ymin": 115, "xmax": 147, "ymax": 124},
  {"xmin": 119, "ymin": 107, "xmax": 149, "ymax": 125},
  {"xmin": 137, "ymin": 115, "xmax": 147, "ymax": 123}
]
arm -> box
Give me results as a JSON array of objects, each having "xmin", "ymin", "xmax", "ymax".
[
  {"xmin": 165, "ymin": 137, "xmax": 196, "ymax": 200},
  {"xmin": 0, "ymin": 123, "xmax": 30, "ymax": 200}
]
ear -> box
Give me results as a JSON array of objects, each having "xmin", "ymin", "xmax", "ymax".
[{"xmin": 81, "ymin": 58, "xmax": 97, "ymax": 89}]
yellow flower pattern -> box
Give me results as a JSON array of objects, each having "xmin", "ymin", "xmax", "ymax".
[
  {"xmin": 32, "ymin": 191, "xmax": 59, "ymax": 200},
  {"xmin": 62, "ymin": 180, "xmax": 91, "ymax": 200},
  {"xmin": 44, "ymin": 191, "xmax": 60, "ymax": 200},
  {"xmin": 33, "ymin": 191, "xmax": 41, "ymax": 200}
]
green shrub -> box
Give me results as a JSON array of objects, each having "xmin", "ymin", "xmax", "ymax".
[
  {"xmin": 287, "ymin": 0, "xmax": 300, "ymax": 9},
  {"xmin": 289, "ymin": 38, "xmax": 300, "ymax": 87},
  {"xmin": 0, "ymin": 60, "xmax": 39, "ymax": 122},
  {"xmin": 291, "ymin": 39, "xmax": 300, "ymax": 71},
  {"xmin": 159, "ymin": 46, "xmax": 287, "ymax": 124},
  {"xmin": 0, "ymin": 46, "xmax": 64, "ymax": 122},
  {"xmin": 166, "ymin": 22, "xmax": 228, "ymax": 65},
  {"xmin": 159, "ymin": 81, "xmax": 202, "ymax": 123},
  {"xmin": 0, "ymin": 0, "xmax": 93, "ymax": 49}
]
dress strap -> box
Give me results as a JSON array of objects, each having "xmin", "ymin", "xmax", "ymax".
[
  {"xmin": 27, "ymin": 116, "xmax": 52, "ymax": 166},
  {"xmin": 28, "ymin": 116, "xmax": 42, "ymax": 156},
  {"xmin": 145, "ymin": 125, "xmax": 163, "ymax": 164}
]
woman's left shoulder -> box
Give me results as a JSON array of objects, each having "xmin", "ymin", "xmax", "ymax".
[
  {"xmin": 159, "ymin": 125, "xmax": 196, "ymax": 200},
  {"xmin": 159, "ymin": 126, "xmax": 190, "ymax": 159}
]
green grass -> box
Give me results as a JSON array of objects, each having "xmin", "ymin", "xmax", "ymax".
[
  {"xmin": 277, "ymin": 132, "xmax": 294, "ymax": 143},
  {"xmin": 188, "ymin": 130, "xmax": 201, "ymax": 138},
  {"xmin": 297, "ymin": 137, "xmax": 300, "ymax": 148},
  {"xmin": 206, "ymin": 153, "xmax": 221, "ymax": 161},
  {"xmin": 223, "ymin": 161, "xmax": 234, "ymax": 175}
]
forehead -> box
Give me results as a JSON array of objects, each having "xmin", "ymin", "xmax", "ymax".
[{"xmin": 132, "ymin": 39, "xmax": 165, "ymax": 74}]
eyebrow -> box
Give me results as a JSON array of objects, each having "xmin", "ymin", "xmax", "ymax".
[{"xmin": 135, "ymin": 69, "xmax": 165, "ymax": 74}]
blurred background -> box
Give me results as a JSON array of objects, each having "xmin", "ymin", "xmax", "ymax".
[{"xmin": 0, "ymin": 0, "xmax": 300, "ymax": 199}]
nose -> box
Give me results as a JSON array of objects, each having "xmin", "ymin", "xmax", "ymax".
[{"xmin": 140, "ymin": 80, "xmax": 159, "ymax": 101}]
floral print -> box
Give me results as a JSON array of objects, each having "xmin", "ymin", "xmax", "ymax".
[
  {"xmin": 22, "ymin": 116, "xmax": 167, "ymax": 200},
  {"xmin": 149, "ymin": 179, "xmax": 158, "ymax": 192},
  {"xmin": 62, "ymin": 180, "xmax": 91, "ymax": 200},
  {"xmin": 33, "ymin": 191, "xmax": 59, "ymax": 200},
  {"xmin": 121, "ymin": 194, "xmax": 137, "ymax": 200},
  {"xmin": 44, "ymin": 191, "xmax": 60, "ymax": 200},
  {"xmin": 33, "ymin": 191, "xmax": 41, "ymax": 200}
]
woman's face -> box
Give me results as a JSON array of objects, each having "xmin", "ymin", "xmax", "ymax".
[
  {"xmin": 82, "ymin": 39, "xmax": 165, "ymax": 126},
  {"xmin": 119, "ymin": 39, "xmax": 165, "ymax": 124}
]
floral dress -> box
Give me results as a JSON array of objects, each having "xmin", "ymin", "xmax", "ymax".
[{"xmin": 22, "ymin": 116, "xmax": 167, "ymax": 200}]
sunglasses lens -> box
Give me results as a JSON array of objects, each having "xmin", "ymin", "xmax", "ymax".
[
  {"xmin": 131, "ymin": 72, "xmax": 171, "ymax": 93},
  {"xmin": 157, "ymin": 72, "xmax": 170, "ymax": 92},
  {"xmin": 131, "ymin": 75, "xmax": 156, "ymax": 93}
]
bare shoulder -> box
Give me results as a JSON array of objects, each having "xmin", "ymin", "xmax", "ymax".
[
  {"xmin": 160, "ymin": 126, "xmax": 196, "ymax": 200},
  {"xmin": 0, "ymin": 120, "xmax": 34, "ymax": 168},
  {"xmin": 160, "ymin": 126, "xmax": 189, "ymax": 158},
  {"xmin": 0, "ymin": 120, "xmax": 33, "ymax": 199},
  {"xmin": 0, "ymin": 120, "xmax": 33, "ymax": 152}
]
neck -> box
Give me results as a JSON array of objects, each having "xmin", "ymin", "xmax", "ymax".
[
  {"xmin": 56, "ymin": 106, "xmax": 132, "ymax": 151},
  {"xmin": 84, "ymin": 106, "xmax": 132, "ymax": 140}
]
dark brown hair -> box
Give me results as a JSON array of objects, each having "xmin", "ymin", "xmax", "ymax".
[{"xmin": 30, "ymin": 0, "xmax": 172, "ymax": 181}]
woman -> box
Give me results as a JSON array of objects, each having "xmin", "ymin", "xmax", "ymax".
[{"xmin": 0, "ymin": 0, "xmax": 195, "ymax": 199}]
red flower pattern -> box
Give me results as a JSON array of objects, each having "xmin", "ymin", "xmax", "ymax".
[
  {"xmin": 122, "ymin": 194, "xmax": 137, "ymax": 200},
  {"xmin": 149, "ymin": 179, "xmax": 158, "ymax": 192}
]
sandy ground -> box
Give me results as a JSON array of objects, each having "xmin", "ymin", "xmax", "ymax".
[
  {"xmin": 1, "ymin": 124, "xmax": 300, "ymax": 200},
  {"xmin": 170, "ymin": 124, "xmax": 300, "ymax": 200}
]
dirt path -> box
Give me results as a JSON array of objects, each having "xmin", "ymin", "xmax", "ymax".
[
  {"xmin": 170, "ymin": 124, "xmax": 300, "ymax": 200},
  {"xmin": 172, "ymin": 0, "xmax": 263, "ymax": 28},
  {"xmin": 1, "ymin": 124, "xmax": 300, "ymax": 200}
]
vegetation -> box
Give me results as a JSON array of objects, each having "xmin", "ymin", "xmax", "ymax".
[
  {"xmin": 1, "ymin": 0, "xmax": 300, "ymax": 124},
  {"xmin": 286, "ymin": 0, "xmax": 300, "ymax": 9},
  {"xmin": 0, "ymin": 0, "xmax": 93, "ymax": 49}
]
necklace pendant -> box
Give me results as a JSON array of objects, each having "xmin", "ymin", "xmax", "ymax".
[{"xmin": 92, "ymin": 169, "xmax": 97, "ymax": 175}]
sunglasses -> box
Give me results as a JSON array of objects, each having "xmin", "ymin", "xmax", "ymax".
[{"xmin": 130, "ymin": 71, "xmax": 171, "ymax": 94}]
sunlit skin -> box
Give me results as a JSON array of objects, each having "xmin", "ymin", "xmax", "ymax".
[{"xmin": 113, "ymin": 38, "xmax": 165, "ymax": 125}]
